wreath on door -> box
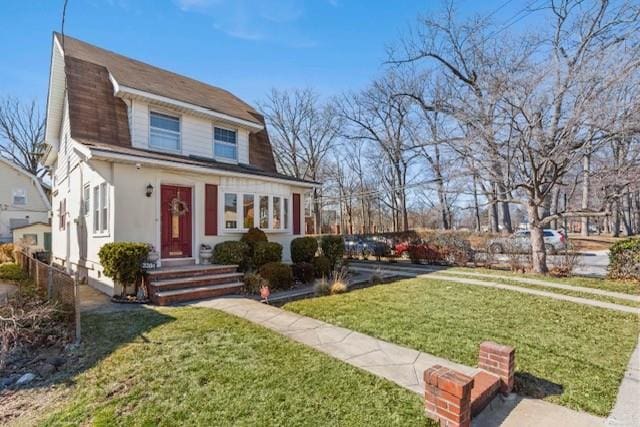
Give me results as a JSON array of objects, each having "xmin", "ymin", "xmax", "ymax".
[{"xmin": 170, "ymin": 198, "xmax": 189, "ymax": 216}]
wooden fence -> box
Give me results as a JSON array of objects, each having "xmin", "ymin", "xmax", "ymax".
[{"xmin": 14, "ymin": 250, "xmax": 81, "ymax": 341}]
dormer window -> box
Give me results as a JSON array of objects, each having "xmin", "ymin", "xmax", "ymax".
[
  {"xmin": 150, "ymin": 112, "xmax": 180, "ymax": 151},
  {"xmin": 214, "ymin": 127, "xmax": 237, "ymax": 161}
]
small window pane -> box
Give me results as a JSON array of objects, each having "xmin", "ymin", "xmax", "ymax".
[
  {"xmin": 243, "ymin": 194, "xmax": 254, "ymax": 229},
  {"xmin": 273, "ymin": 197, "xmax": 281, "ymax": 229},
  {"xmin": 100, "ymin": 183, "xmax": 108, "ymax": 232},
  {"xmin": 151, "ymin": 112, "xmax": 180, "ymax": 132},
  {"xmin": 23, "ymin": 234, "xmax": 38, "ymax": 245},
  {"xmin": 214, "ymin": 127, "xmax": 236, "ymax": 144},
  {"xmin": 83, "ymin": 185, "xmax": 90, "ymax": 215},
  {"xmin": 13, "ymin": 189, "xmax": 26, "ymax": 205},
  {"xmin": 93, "ymin": 186, "xmax": 99, "ymax": 233},
  {"xmin": 259, "ymin": 196, "xmax": 269, "ymax": 229},
  {"xmin": 214, "ymin": 143, "xmax": 237, "ymax": 159},
  {"xmin": 224, "ymin": 193, "xmax": 238, "ymax": 229},
  {"xmin": 283, "ymin": 198, "xmax": 289, "ymax": 229},
  {"xmin": 150, "ymin": 112, "xmax": 180, "ymax": 150}
]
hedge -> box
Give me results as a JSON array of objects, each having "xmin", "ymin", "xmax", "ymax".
[
  {"xmin": 98, "ymin": 242, "xmax": 149, "ymax": 295},
  {"xmin": 320, "ymin": 235, "xmax": 344, "ymax": 269},
  {"xmin": 214, "ymin": 241, "xmax": 250, "ymax": 270},
  {"xmin": 259, "ymin": 262, "xmax": 293, "ymax": 291},
  {"xmin": 292, "ymin": 262, "xmax": 315, "ymax": 284},
  {"xmin": 291, "ymin": 237, "xmax": 318, "ymax": 263},
  {"xmin": 253, "ymin": 241, "xmax": 283, "ymax": 268},
  {"xmin": 608, "ymin": 237, "xmax": 640, "ymax": 281},
  {"xmin": 312, "ymin": 255, "xmax": 331, "ymax": 278}
]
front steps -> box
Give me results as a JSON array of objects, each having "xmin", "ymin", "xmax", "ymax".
[{"xmin": 147, "ymin": 264, "xmax": 243, "ymax": 305}]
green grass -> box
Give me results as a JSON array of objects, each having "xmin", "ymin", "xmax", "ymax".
[
  {"xmin": 438, "ymin": 271, "xmax": 640, "ymax": 308},
  {"xmin": 0, "ymin": 262, "xmax": 27, "ymax": 282},
  {"xmin": 41, "ymin": 307, "xmax": 430, "ymax": 426},
  {"xmin": 451, "ymin": 266, "xmax": 640, "ymax": 295},
  {"xmin": 284, "ymin": 278, "xmax": 639, "ymax": 416}
]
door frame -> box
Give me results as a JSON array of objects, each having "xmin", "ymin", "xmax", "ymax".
[{"xmin": 159, "ymin": 183, "xmax": 194, "ymax": 259}]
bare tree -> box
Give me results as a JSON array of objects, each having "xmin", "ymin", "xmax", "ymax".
[
  {"xmin": 0, "ymin": 97, "xmax": 46, "ymax": 178},
  {"xmin": 259, "ymin": 88, "xmax": 342, "ymax": 233}
]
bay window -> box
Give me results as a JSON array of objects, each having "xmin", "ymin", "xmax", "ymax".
[
  {"xmin": 224, "ymin": 193, "xmax": 238, "ymax": 229},
  {"xmin": 222, "ymin": 192, "xmax": 290, "ymax": 232}
]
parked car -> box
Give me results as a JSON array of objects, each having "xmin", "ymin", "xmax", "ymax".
[
  {"xmin": 488, "ymin": 229, "xmax": 566, "ymax": 254},
  {"xmin": 345, "ymin": 236, "xmax": 391, "ymax": 258}
]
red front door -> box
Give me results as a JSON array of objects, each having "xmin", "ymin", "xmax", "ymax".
[{"xmin": 161, "ymin": 185, "xmax": 193, "ymax": 258}]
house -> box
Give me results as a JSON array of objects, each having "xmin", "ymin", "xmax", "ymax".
[
  {"xmin": 12, "ymin": 221, "xmax": 52, "ymax": 252},
  {"xmin": 42, "ymin": 33, "xmax": 317, "ymax": 299},
  {"xmin": 0, "ymin": 157, "xmax": 51, "ymax": 243}
]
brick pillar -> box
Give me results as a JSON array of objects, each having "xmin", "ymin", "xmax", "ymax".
[
  {"xmin": 424, "ymin": 365, "xmax": 474, "ymax": 427},
  {"xmin": 478, "ymin": 341, "xmax": 516, "ymax": 393}
]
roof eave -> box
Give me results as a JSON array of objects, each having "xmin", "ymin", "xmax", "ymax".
[
  {"xmin": 110, "ymin": 76, "xmax": 264, "ymax": 131},
  {"xmin": 87, "ymin": 148, "xmax": 319, "ymax": 188}
]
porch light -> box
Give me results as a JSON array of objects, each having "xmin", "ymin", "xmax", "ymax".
[{"xmin": 146, "ymin": 183, "xmax": 154, "ymax": 197}]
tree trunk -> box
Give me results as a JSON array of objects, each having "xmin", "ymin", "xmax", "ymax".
[
  {"xmin": 581, "ymin": 151, "xmax": 591, "ymax": 236},
  {"xmin": 498, "ymin": 183, "xmax": 513, "ymax": 233},
  {"xmin": 550, "ymin": 187, "xmax": 560, "ymax": 230},
  {"xmin": 472, "ymin": 172, "xmax": 481, "ymax": 232},
  {"xmin": 612, "ymin": 199, "xmax": 621, "ymax": 237},
  {"xmin": 527, "ymin": 203, "xmax": 548, "ymax": 274},
  {"xmin": 313, "ymin": 188, "xmax": 322, "ymax": 235},
  {"xmin": 622, "ymin": 191, "xmax": 633, "ymax": 236}
]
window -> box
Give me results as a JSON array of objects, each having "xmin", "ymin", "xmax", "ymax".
[
  {"xmin": 243, "ymin": 194, "xmax": 255, "ymax": 229},
  {"xmin": 224, "ymin": 193, "xmax": 238, "ymax": 229},
  {"xmin": 283, "ymin": 198, "xmax": 289, "ymax": 229},
  {"xmin": 12, "ymin": 189, "xmax": 26, "ymax": 206},
  {"xmin": 272, "ymin": 197, "xmax": 281, "ymax": 229},
  {"xmin": 22, "ymin": 234, "xmax": 37, "ymax": 245},
  {"xmin": 59, "ymin": 199, "xmax": 66, "ymax": 230},
  {"xmin": 259, "ymin": 196, "xmax": 269, "ymax": 229},
  {"xmin": 150, "ymin": 112, "xmax": 180, "ymax": 151},
  {"xmin": 93, "ymin": 186, "xmax": 99, "ymax": 233},
  {"xmin": 543, "ymin": 231, "xmax": 554, "ymax": 237},
  {"xmin": 100, "ymin": 183, "xmax": 108, "ymax": 232},
  {"xmin": 214, "ymin": 127, "xmax": 237, "ymax": 160},
  {"xmin": 82, "ymin": 184, "xmax": 90, "ymax": 215}
]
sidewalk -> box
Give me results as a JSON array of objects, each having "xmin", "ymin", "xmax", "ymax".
[{"xmin": 192, "ymin": 296, "xmax": 604, "ymax": 426}]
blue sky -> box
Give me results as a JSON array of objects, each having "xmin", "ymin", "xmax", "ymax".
[{"xmin": 0, "ymin": 0, "xmax": 538, "ymax": 109}]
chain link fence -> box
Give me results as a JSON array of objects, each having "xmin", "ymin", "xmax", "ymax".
[{"xmin": 14, "ymin": 250, "xmax": 81, "ymax": 341}]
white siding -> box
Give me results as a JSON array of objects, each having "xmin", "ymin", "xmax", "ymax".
[{"xmin": 129, "ymin": 99, "xmax": 252, "ymax": 164}]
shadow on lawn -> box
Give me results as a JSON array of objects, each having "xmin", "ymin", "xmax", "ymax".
[
  {"xmin": 515, "ymin": 372, "xmax": 564, "ymax": 399},
  {"xmin": 7, "ymin": 306, "xmax": 175, "ymax": 392}
]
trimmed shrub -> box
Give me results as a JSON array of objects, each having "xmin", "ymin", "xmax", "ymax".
[
  {"xmin": 608, "ymin": 238, "xmax": 640, "ymax": 281},
  {"xmin": 253, "ymin": 241, "xmax": 283, "ymax": 268},
  {"xmin": 214, "ymin": 241, "xmax": 250, "ymax": 270},
  {"xmin": 98, "ymin": 242, "xmax": 149, "ymax": 296},
  {"xmin": 0, "ymin": 243, "xmax": 15, "ymax": 263},
  {"xmin": 312, "ymin": 255, "xmax": 331, "ymax": 278},
  {"xmin": 259, "ymin": 262, "xmax": 294, "ymax": 291},
  {"xmin": 243, "ymin": 272, "xmax": 268, "ymax": 294},
  {"xmin": 292, "ymin": 262, "xmax": 315, "ymax": 284},
  {"xmin": 291, "ymin": 237, "xmax": 318, "ymax": 263},
  {"xmin": 241, "ymin": 228, "xmax": 267, "ymax": 252},
  {"xmin": 320, "ymin": 235, "xmax": 344, "ymax": 269}
]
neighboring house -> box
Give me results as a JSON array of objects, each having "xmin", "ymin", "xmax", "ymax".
[
  {"xmin": 0, "ymin": 157, "xmax": 51, "ymax": 243},
  {"xmin": 12, "ymin": 221, "xmax": 52, "ymax": 252},
  {"xmin": 43, "ymin": 33, "xmax": 317, "ymax": 297}
]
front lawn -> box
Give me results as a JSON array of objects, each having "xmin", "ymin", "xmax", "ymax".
[
  {"xmin": 285, "ymin": 277, "xmax": 639, "ymax": 416},
  {"xmin": 38, "ymin": 307, "xmax": 429, "ymax": 426}
]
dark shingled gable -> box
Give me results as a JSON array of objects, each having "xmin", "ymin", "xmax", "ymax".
[{"xmin": 56, "ymin": 32, "xmax": 279, "ymax": 174}]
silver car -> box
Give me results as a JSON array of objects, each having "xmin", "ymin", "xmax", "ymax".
[{"xmin": 489, "ymin": 229, "xmax": 566, "ymax": 254}]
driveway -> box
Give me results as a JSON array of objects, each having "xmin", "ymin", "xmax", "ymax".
[{"xmin": 495, "ymin": 250, "xmax": 609, "ymax": 277}]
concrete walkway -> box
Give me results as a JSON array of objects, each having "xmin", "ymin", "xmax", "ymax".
[
  {"xmin": 606, "ymin": 336, "xmax": 640, "ymax": 426},
  {"xmin": 192, "ymin": 296, "xmax": 478, "ymax": 394},
  {"xmin": 193, "ymin": 296, "xmax": 605, "ymax": 426},
  {"xmin": 350, "ymin": 266, "xmax": 639, "ymax": 315}
]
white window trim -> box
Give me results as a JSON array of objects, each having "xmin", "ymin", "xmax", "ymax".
[
  {"xmin": 82, "ymin": 184, "xmax": 90, "ymax": 216},
  {"xmin": 213, "ymin": 125, "xmax": 238, "ymax": 163},
  {"xmin": 149, "ymin": 110, "xmax": 182, "ymax": 154},
  {"xmin": 92, "ymin": 183, "xmax": 110, "ymax": 237},
  {"xmin": 220, "ymin": 191, "xmax": 290, "ymax": 234}
]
